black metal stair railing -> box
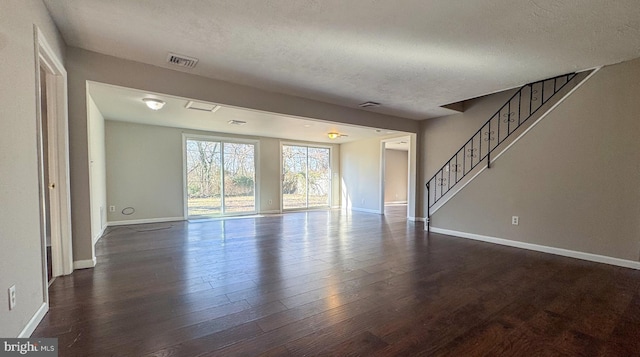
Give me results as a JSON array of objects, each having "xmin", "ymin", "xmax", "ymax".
[{"xmin": 426, "ymin": 73, "xmax": 577, "ymax": 217}]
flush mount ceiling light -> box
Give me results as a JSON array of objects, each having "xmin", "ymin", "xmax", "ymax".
[
  {"xmin": 228, "ymin": 120, "xmax": 247, "ymax": 125},
  {"xmin": 142, "ymin": 98, "xmax": 165, "ymax": 110},
  {"xmin": 328, "ymin": 132, "xmax": 348, "ymax": 139}
]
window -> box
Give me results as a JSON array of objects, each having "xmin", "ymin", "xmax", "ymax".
[
  {"xmin": 185, "ymin": 137, "xmax": 256, "ymax": 218},
  {"xmin": 282, "ymin": 144, "xmax": 330, "ymax": 210}
]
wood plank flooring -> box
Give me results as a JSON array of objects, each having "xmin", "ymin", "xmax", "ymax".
[{"xmin": 33, "ymin": 207, "xmax": 640, "ymax": 356}]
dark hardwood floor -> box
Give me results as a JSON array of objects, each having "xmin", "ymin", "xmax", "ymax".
[{"xmin": 34, "ymin": 207, "xmax": 640, "ymax": 356}]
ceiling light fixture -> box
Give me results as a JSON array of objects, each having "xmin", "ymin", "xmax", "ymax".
[
  {"xmin": 327, "ymin": 132, "xmax": 342, "ymax": 139},
  {"xmin": 142, "ymin": 98, "xmax": 165, "ymax": 110},
  {"xmin": 228, "ymin": 120, "xmax": 247, "ymax": 125}
]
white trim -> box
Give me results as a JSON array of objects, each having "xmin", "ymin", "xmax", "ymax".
[
  {"xmin": 429, "ymin": 227, "xmax": 640, "ymax": 270},
  {"xmin": 182, "ymin": 133, "xmax": 188, "ymax": 220},
  {"xmin": 430, "ymin": 163, "xmax": 487, "ymax": 213},
  {"xmin": 36, "ymin": 27, "xmax": 73, "ymax": 277},
  {"xmin": 350, "ymin": 207, "xmax": 383, "ymax": 215},
  {"xmin": 380, "ymin": 136, "xmax": 413, "ymax": 219},
  {"xmin": 34, "ymin": 26, "xmax": 72, "ymax": 315},
  {"xmin": 408, "ymin": 216, "xmax": 425, "ymax": 222},
  {"xmin": 379, "ymin": 141, "xmax": 386, "ymax": 215},
  {"xmin": 93, "ymin": 224, "xmax": 107, "ymax": 244},
  {"xmin": 280, "ymin": 140, "xmax": 335, "ymax": 150},
  {"xmin": 260, "ymin": 210, "xmax": 281, "ymax": 214},
  {"xmin": 429, "ymin": 69, "xmax": 601, "ymax": 216},
  {"xmin": 279, "ymin": 141, "xmax": 283, "ymax": 212},
  {"xmin": 108, "ymin": 216, "xmax": 185, "ymax": 227},
  {"xmin": 18, "ymin": 303, "xmax": 48, "ymax": 338},
  {"xmin": 183, "ymin": 133, "xmax": 261, "ymax": 145},
  {"xmin": 73, "ymin": 258, "xmax": 97, "ymax": 270},
  {"xmin": 254, "ymin": 140, "xmax": 262, "ymax": 213}
]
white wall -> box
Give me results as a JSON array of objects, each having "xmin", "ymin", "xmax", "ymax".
[
  {"xmin": 0, "ymin": 0, "xmax": 66, "ymax": 337},
  {"xmin": 88, "ymin": 95, "xmax": 107, "ymax": 241},
  {"xmin": 105, "ymin": 121, "xmax": 340, "ymax": 223}
]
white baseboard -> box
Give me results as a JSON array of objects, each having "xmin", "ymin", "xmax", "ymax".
[
  {"xmin": 108, "ymin": 216, "xmax": 185, "ymax": 227},
  {"xmin": 18, "ymin": 302, "xmax": 48, "ymax": 337},
  {"xmin": 350, "ymin": 207, "xmax": 383, "ymax": 215},
  {"xmin": 259, "ymin": 210, "xmax": 281, "ymax": 214},
  {"xmin": 408, "ymin": 216, "xmax": 425, "ymax": 222},
  {"xmin": 93, "ymin": 224, "xmax": 107, "ymax": 244},
  {"xmin": 429, "ymin": 227, "xmax": 640, "ymax": 270},
  {"xmin": 73, "ymin": 257, "xmax": 97, "ymax": 270}
]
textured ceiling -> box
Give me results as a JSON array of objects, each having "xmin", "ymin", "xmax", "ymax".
[{"xmin": 46, "ymin": 0, "xmax": 640, "ymax": 119}]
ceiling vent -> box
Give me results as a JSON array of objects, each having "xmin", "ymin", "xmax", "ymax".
[
  {"xmin": 375, "ymin": 129, "xmax": 394, "ymax": 134},
  {"xmin": 166, "ymin": 53, "xmax": 199, "ymax": 69},
  {"xmin": 359, "ymin": 101, "xmax": 381, "ymax": 108},
  {"xmin": 228, "ymin": 120, "xmax": 247, "ymax": 125},
  {"xmin": 185, "ymin": 100, "xmax": 220, "ymax": 112}
]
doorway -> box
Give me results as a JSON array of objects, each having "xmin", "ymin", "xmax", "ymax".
[
  {"xmin": 39, "ymin": 67, "xmax": 54, "ymax": 284},
  {"xmin": 35, "ymin": 27, "xmax": 74, "ymax": 299},
  {"xmin": 380, "ymin": 136, "xmax": 412, "ymax": 219}
]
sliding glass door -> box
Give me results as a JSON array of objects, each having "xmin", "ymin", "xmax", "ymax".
[
  {"xmin": 282, "ymin": 144, "xmax": 330, "ymax": 210},
  {"xmin": 185, "ymin": 137, "xmax": 256, "ymax": 218},
  {"xmin": 223, "ymin": 143, "xmax": 256, "ymax": 213}
]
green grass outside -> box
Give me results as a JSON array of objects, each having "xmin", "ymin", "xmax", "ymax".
[{"xmin": 188, "ymin": 194, "xmax": 329, "ymax": 218}]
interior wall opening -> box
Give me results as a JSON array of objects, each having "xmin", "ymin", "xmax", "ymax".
[{"xmin": 380, "ymin": 136, "xmax": 412, "ymax": 218}]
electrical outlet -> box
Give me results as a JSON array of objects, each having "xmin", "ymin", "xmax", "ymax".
[
  {"xmin": 109, "ymin": 206, "xmax": 115, "ymax": 212},
  {"xmin": 512, "ymin": 216, "xmax": 519, "ymax": 225},
  {"xmin": 8, "ymin": 285, "xmax": 16, "ymax": 310}
]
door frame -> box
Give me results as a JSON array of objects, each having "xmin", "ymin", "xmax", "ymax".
[
  {"xmin": 379, "ymin": 135, "xmax": 414, "ymax": 219},
  {"xmin": 182, "ymin": 133, "xmax": 260, "ymax": 219},
  {"xmin": 280, "ymin": 142, "xmax": 333, "ymax": 212},
  {"xmin": 34, "ymin": 26, "xmax": 73, "ymax": 288},
  {"xmin": 34, "ymin": 26, "xmax": 74, "ymax": 291}
]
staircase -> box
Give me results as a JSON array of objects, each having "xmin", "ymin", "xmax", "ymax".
[{"xmin": 426, "ymin": 70, "xmax": 595, "ymax": 224}]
